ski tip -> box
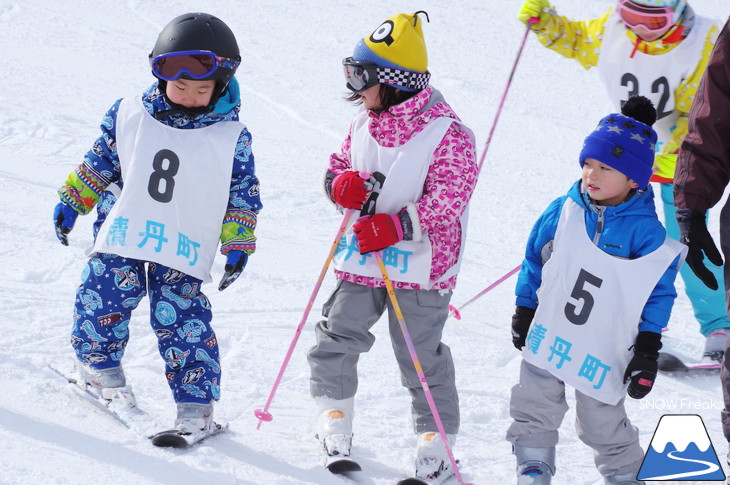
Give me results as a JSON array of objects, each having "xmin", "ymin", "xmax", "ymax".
[
  {"xmin": 150, "ymin": 423, "xmax": 227, "ymax": 448},
  {"xmin": 150, "ymin": 430, "xmax": 189, "ymax": 448},
  {"xmin": 326, "ymin": 458, "xmax": 362, "ymax": 475},
  {"xmin": 396, "ymin": 479, "xmax": 428, "ymax": 485}
]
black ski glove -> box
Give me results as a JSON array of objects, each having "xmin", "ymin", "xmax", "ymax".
[
  {"xmin": 511, "ymin": 306, "xmax": 536, "ymax": 350},
  {"xmin": 676, "ymin": 208, "xmax": 723, "ymax": 290},
  {"xmin": 624, "ymin": 331, "xmax": 662, "ymax": 399}
]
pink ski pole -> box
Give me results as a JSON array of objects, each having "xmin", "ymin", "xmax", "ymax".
[
  {"xmin": 449, "ymin": 19, "xmax": 537, "ymax": 320},
  {"xmin": 254, "ymin": 208, "xmax": 354, "ymax": 428},
  {"xmin": 375, "ymin": 253, "xmax": 472, "ymax": 485},
  {"xmin": 449, "ymin": 264, "xmax": 521, "ymax": 320},
  {"xmin": 477, "ymin": 17, "xmax": 538, "ymax": 174}
]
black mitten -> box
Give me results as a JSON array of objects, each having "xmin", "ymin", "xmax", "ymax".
[
  {"xmin": 676, "ymin": 208, "xmax": 723, "ymax": 290},
  {"xmin": 624, "ymin": 331, "xmax": 662, "ymax": 399},
  {"xmin": 511, "ymin": 306, "xmax": 536, "ymax": 350}
]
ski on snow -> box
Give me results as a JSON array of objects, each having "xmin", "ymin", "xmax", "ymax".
[
  {"xmin": 396, "ymin": 475, "xmax": 456, "ymax": 485},
  {"xmin": 657, "ymin": 352, "xmax": 721, "ymax": 373},
  {"xmin": 395, "ymin": 461, "xmax": 458, "ymax": 485},
  {"xmin": 48, "ymin": 364, "xmax": 148, "ymax": 430},
  {"xmin": 150, "ymin": 423, "xmax": 228, "ymax": 448},
  {"xmin": 49, "ymin": 364, "xmax": 227, "ymax": 448},
  {"xmin": 656, "ymin": 332, "xmax": 722, "ymax": 374},
  {"xmin": 325, "ymin": 454, "xmax": 362, "ymax": 479}
]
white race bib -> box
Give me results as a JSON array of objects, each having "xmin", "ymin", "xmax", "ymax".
[
  {"xmin": 597, "ymin": 12, "xmax": 712, "ymax": 152},
  {"xmin": 333, "ymin": 113, "xmax": 466, "ymax": 287},
  {"xmin": 90, "ymin": 97, "xmax": 243, "ymax": 282},
  {"xmin": 523, "ymin": 198, "xmax": 685, "ymax": 404}
]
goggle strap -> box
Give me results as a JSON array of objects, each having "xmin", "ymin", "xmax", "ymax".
[{"xmin": 377, "ymin": 68, "xmax": 431, "ymax": 91}]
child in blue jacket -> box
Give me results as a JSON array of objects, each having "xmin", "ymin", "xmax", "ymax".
[{"xmin": 506, "ymin": 96, "xmax": 684, "ymax": 484}]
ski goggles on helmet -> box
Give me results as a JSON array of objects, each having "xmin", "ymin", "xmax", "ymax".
[
  {"xmin": 149, "ymin": 50, "xmax": 241, "ymax": 81},
  {"xmin": 342, "ymin": 57, "xmax": 431, "ymax": 93},
  {"xmin": 616, "ymin": 0, "xmax": 674, "ymax": 33}
]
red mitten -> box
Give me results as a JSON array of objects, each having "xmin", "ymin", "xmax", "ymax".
[
  {"xmin": 331, "ymin": 171, "xmax": 370, "ymax": 209},
  {"xmin": 353, "ymin": 213, "xmax": 404, "ymax": 254}
]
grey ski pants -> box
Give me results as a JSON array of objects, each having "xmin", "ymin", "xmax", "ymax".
[
  {"xmin": 506, "ymin": 360, "xmax": 644, "ymax": 477},
  {"xmin": 308, "ymin": 279, "xmax": 459, "ymax": 434}
]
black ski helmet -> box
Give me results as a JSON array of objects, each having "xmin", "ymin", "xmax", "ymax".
[{"xmin": 150, "ymin": 13, "xmax": 240, "ymax": 109}]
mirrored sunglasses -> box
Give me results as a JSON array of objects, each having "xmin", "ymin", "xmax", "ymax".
[{"xmin": 150, "ymin": 50, "xmax": 240, "ymax": 81}]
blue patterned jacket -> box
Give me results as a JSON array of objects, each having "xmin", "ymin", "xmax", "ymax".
[{"xmin": 58, "ymin": 78, "xmax": 261, "ymax": 255}]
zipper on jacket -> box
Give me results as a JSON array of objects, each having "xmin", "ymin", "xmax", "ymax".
[
  {"xmin": 592, "ymin": 205, "xmax": 605, "ymax": 246},
  {"xmin": 580, "ymin": 187, "xmax": 606, "ymax": 246}
]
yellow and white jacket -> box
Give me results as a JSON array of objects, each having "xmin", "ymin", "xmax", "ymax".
[{"xmin": 530, "ymin": 5, "xmax": 719, "ymax": 182}]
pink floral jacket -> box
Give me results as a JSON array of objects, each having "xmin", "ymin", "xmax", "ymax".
[{"xmin": 328, "ymin": 87, "xmax": 478, "ymax": 290}]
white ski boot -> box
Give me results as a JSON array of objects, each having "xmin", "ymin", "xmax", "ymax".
[
  {"xmin": 414, "ymin": 431, "xmax": 456, "ymax": 484},
  {"xmin": 75, "ymin": 361, "xmax": 136, "ymax": 408},
  {"xmin": 703, "ymin": 328, "xmax": 730, "ymax": 363},
  {"xmin": 315, "ymin": 396, "xmax": 360, "ymax": 473},
  {"xmin": 316, "ymin": 396, "xmax": 354, "ymax": 456},
  {"xmin": 514, "ymin": 445, "xmax": 555, "ymax": 484},
  {"xmin": 174, "ymin": 402, "xmax": 214, "ymax": 434}
]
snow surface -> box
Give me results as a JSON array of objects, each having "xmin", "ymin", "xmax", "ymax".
[{"xmin": 2, "ymin": 1, "xmax": 730, "ymax": 484}]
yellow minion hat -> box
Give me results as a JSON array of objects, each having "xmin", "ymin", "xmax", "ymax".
[{"xmin": 353, "ymin": 11, "xmax": 429, "ymax": 74}]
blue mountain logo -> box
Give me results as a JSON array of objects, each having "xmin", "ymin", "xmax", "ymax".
[{"xmin": 637, "ymin": 414, "xmax": 725, "ymax": 481}]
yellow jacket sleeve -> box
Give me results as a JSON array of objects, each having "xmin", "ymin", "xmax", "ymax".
[{"xmin": 531, "ymin": 9, "xmax": 611, "ymax": 70}]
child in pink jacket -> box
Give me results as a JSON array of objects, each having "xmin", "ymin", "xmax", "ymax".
[{"xmin": 306, "ymin": 11, "xmax": 478, "ymax": 483}]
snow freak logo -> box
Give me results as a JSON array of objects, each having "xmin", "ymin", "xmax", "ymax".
[{"xmin": 637, "ymin": 414, "xmax": 726, "ymax": 481}]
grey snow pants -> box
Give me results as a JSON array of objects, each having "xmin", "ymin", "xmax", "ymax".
[
  {"xmin": 506, "ymin": 360, "xmax": 644, "ymax": 478},
  {"xmin": 308, "ymin": 279, "xmax": 459, "ymax": 434}
]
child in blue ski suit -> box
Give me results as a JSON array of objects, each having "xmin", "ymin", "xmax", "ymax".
[
  {"xmin": 507, "ymin": 97, "xmax": 684, "ymax": 484},
  {"xmin": 52, "ymin": 13, "xmax": 261, "ymax": 433}
]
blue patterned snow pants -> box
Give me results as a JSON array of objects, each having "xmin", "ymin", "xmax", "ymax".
[{"xmin": 71, "ymin": 254, "xmax": 220, "ymax": 404}]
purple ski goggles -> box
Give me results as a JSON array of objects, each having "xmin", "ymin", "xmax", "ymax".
[{"xmin": 150, "ymin": 50, "xmax": 240, "ymax": 81}]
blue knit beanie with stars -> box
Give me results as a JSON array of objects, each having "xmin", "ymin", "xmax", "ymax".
[{"xmin": 579, "ymin": 96, "xmax": 658, "ymax": 189}]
